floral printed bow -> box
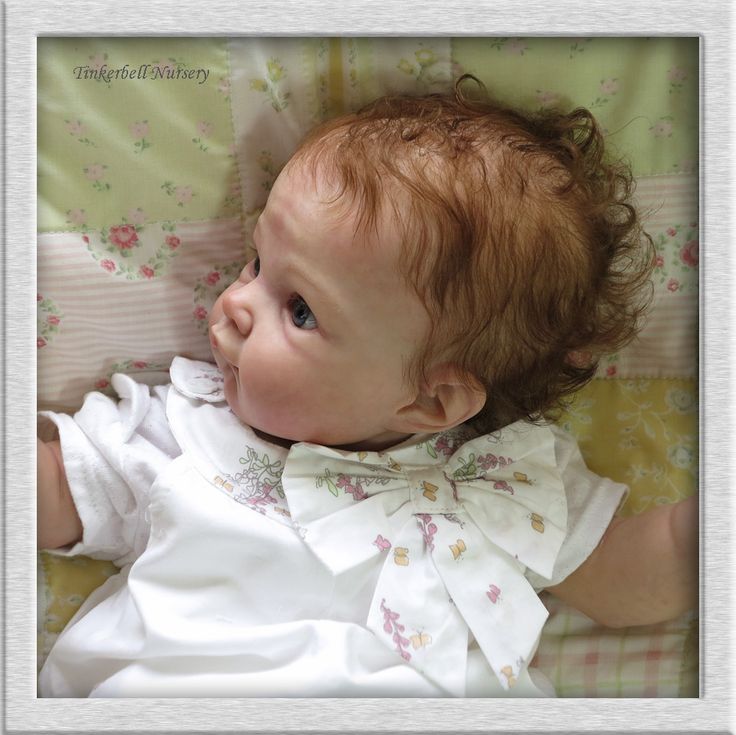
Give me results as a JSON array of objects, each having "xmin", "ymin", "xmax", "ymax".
[{"xmin": 281, "ymin": 421, "xmax": 568, "ymax": 696}]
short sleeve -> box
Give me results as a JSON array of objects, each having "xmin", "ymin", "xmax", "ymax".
[
  {"xmin": 38, "ymin": 374, "xmax": 181, "ymax": 565},
  {"xmin": 524, "ymin": 426, "xmax": 628, "ymax": 591}
]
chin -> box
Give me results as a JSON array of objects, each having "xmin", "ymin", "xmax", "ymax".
[{"xmin": 224, "ymin": 398, "xmax": 294, "ymax": 442}]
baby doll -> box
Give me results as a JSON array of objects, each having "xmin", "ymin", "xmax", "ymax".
[{"xmin": 37, "ymin": 78, "xmax": 697, "ymax": 698}]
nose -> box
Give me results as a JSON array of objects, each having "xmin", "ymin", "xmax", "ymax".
[{"xmin": 220, "ymin": 282, "xmax": 254, "ymax": 337}]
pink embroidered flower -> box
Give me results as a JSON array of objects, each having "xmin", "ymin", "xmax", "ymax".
[
  {"xmin": 487, "ymin": 584, "xmax": 501, "ymax": 604},
  {"xmin": 196, "ymin": 121, "xmax": 213, "ymax": 137},
  {"xmin": 493, "ymin": 480, "xmax": 513, "ymax": 494},
  {"xmin": 244, "ymin": 484, "xmax": 276, "ymax": 510},
  {"xmin": 379, "ymin": 599, "xmax": 411, "ymax": 661},
  {"xmin": 336, "ymin": 474, "xmax": 366, "ymax": 501},
  {"xmin": 478, "ymin": 453, "xmax": 499, "ymax": 470},
  {"xmin": 415, "ymin": 513, "xmax": 437, "ymax": 551},
  {"xmin": 139, "ymin": 265, "xmax": 155, "ymax": 279},
  {"xmin": 606, "ymin": 365, "xmax": 617, "ymax": 377},
  {"xmin": 37, "ymin": 337, "xmax": 47, "ymax": 348},
  {"xmin": 100, "ymin": 259, "xmax": 116, "ymax": 272},
  {"xmin": 165, "ymin": 234, "xmax": 181, "ymax": 249},
  {"xmin": 373, "ymin": 535, "xmax": 392, "ymax": 551},
  {"xmin": 193, "ymin": 305, "xmax": 208, "ymax": 320},
  {"xmin": 84, "ymin": 163, "xmax": 106, "ymax": 181},
  {"xmin": 680, "ymin": 239, "xmax": 698, "ymax": 267},
  {"xmin": 433, "ymin": 435, "xmax": 455, "ymax": 457},
  {"xmin": 82, "ymin": 235, "xmax": 90, "ymax": 244},
  {"xmin": 667, "ymin": 227, "xmax": 677, "ymax": 237},
  {"xmin": 654, "ymin": 254, "xmax": 665, "ymax": 268},
  {"xmin": 109, "ymin": 224, "xmax": 139, "ymax": 250},
  {"xmin": 599, "ymin": 78, "xmax": 619, "ymax": 95},
  {"xmin": 205, "ymin": 271, "xmax": 221, "ymax": 286},
  {"xmin": 667, "ymin": 278, "xmax": 680, "ymax": 292},
  {"xmin": 132, "ymin": 360, "xmax": 147, "ymax": 369},
  {"xmin": 47, "ymin": 315, "xmax": 60, "ymax": 325},
  {"xmin": 95, "ymin": 378, "xmax": 110, "ymax": 389},
  {"xmin": 37, "ymin": 293, "xmax": 43, "ymax": 302},
  {"xmin": 129, "ymin": 121, "xmax": 149, "ymax": 139}
]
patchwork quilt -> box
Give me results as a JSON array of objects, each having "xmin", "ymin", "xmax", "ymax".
[{"xmin": 37, "ymin": 36, "xmax": 699, "ymax": 696}]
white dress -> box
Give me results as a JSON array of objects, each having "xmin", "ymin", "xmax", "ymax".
[{"xmin": 38, "ymin": 357, "xmax": 627, "ymax": 698}]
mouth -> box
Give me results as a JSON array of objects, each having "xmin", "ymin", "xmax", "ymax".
[
  {"xmin": 217, "ymin": 355, "xmax": 240, "ymax": 392},
  {"xmin": 209, "ymin": 319, "xmax": 241, "ymax": 369},
  {"xmin": 218, "ymin": 351, "xmax": 240, "ymax": 380},
  {"xmin": 208, "ymin": 320, "xmax": 222, "ymax": 354}
]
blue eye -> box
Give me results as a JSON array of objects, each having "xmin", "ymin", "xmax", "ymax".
[{"xmin": 289, "ymin": 295, "xmax": 318, "ymax": 330}]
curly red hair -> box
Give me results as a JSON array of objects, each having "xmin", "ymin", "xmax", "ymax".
[{"xmin": 290, "ymin": 76, "xmax": 654, "ymax": 432}]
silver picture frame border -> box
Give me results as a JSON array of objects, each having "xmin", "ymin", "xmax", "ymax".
[{"xmin": 5, "ymin": 0, "xmax": 733, "ymax": 732}]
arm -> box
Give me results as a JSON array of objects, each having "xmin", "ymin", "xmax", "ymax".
[
  {"xmin": 545, "ymin": 495, "xmax": 698, "ymax": 628},
  {"xmin": 37, "ymin": 438, "xmax": 83, "ymax": 550}
]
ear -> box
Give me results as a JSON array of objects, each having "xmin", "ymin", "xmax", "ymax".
[{"xmin": 390, "ymin": 365, "xmax": 487, "ymax": 433}]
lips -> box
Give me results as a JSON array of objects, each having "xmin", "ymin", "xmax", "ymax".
[{"xmin": 209, "ymin": 318, "xmax": 242, "ymax": 367}]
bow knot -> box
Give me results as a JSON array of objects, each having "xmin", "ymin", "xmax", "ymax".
[
  {"xmin": 282, "ymin": 422, "xmax": 568, "ymax": 695},
  {"xmin": 407, "ymin": 466, "xmax": 459, "ymax": 513}
]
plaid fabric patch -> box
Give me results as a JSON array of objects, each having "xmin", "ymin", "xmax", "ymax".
[{"xmin": 535, "ymin": 592, "xmax": 698, "ymax": 697}]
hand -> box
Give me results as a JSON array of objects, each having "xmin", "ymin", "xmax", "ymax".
[
  {"xmin": 37, "ymin": 438, "xmax": 83, "ymax": 549},
  {"xmin": 546, "ymin": 495, "xmax": 698, "ymax": 628}
]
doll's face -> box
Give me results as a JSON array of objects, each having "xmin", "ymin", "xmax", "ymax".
[{"xmin": 208, "ymin": 160, "xmax": 431, "ymax": 450}]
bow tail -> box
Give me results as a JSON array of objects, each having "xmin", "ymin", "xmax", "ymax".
[
  {"xmin": 431, "ymin": 516, "xmax": 549, "ymax": 692},
  {"xmin": 365, "ymin": 519, "xmax": 470, "ymax": 696}
]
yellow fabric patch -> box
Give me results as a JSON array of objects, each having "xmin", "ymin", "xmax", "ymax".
[
  {"xmin": 40, "ymin": 553, "xmax": 117, "ymax": 634},
  {"xmin": 558, "ymin": 378, "xmax": 698, "ymax": 516}
]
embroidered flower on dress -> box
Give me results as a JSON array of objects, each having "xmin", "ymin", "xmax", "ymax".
[{"xmin": 379, "ymin": 599, "xmax": 411, "ymax": 661}]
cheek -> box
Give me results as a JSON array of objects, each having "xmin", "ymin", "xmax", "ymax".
[
  {"xmin": 246, "ymin": 353, "xmax": 340, "ymax": 428},
  {"xmin": 238, "ymin": 382, "xmax": 315, "ymax": 440},
  {"xmin": 231, "ymin": 339, "xmax": 303, "ymax": 406}
]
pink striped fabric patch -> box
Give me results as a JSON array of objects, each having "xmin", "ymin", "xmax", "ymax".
[
  {"xmin": 37, "ymin": 217, "xmax": 250, "ymax": 412},
  {"xmin": 598, "ymin": 173, "xmax": 698, "ymax": 379}
]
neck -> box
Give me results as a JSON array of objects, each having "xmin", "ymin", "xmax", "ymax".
[
  {"xmin": 334, "ymin": 430, "xmax": 416, "ymax": 453},
  {"xmin": 251, "ymin": 426, "xmax": 415, "ymax": 453}
]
